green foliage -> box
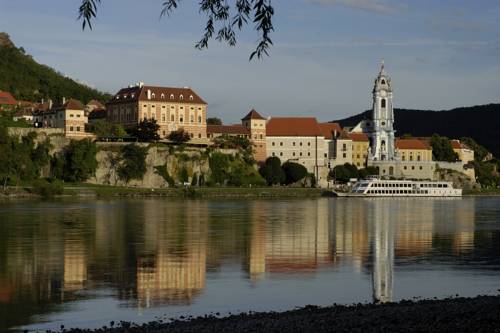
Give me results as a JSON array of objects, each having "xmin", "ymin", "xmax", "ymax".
[
  {"xmin": 52, "ymin": 139, "xmax": 98, "ymax": 182},
  {"xmin": 209, "ymin": 152, "xmax": 231, "ymax": 185},
  {"xmin": 358, "ymin": 166, "xmax": 379, "ymax": 178},
  {"xmin": 178, "ymin": 167, "xmax": 189, "ymax": 183},
  {"xmin": 0, "ymin": 129, "xmax": 52, "ymax": 187},
  {"xmin": 259, "ymin": 156, "xmax": 285, "ymax": 185},
  {"xmin": 32, "ymin": 178, "xmax": 64, "ymax": 198},
  {"xmin": 154, "ymin": 165, "xmax": 175, "ymax": 187},
  {"xmin": 191, "ymin": 173, "xmax": 199, "ymax": 186},
  {"xmin": 430, "ymin": 134, "xmax": 459, "ymax": 162},
  {"xmin": 117, "ymin": 144, "xmax": 148, "ymax": 183},
  {"xmin": 281, "ymin": 162, "xmax": 307, "ymax": 185},
  {"xmin": 130, "ymin": 119, "xmax": 160, "ymax": 142},
  {"xmin": 0, "ymin": 34, "xmax": 109, "ymax": 102},
  {"xmin": 88, "ymin": 119, "xmax": 127, "ymax": 139},
  {"xmin": 207, "ymin": 117, "xmax": 222, "ymax": 125},
  {"xmin": 330, "ymin": 163, "xmax": 359, "ymax": 183},
  {"xmin": 168, "ymin": 129, "xmax": 190, "ymax": 144}
]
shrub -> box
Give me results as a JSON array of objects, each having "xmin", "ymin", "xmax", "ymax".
[
  {"xmin": 129, "ymin": 119, "xmax": 160, "ymax": 142},
  {"xmin": 32, "ymin": 179, "xmax": 64, "ymax": 197},
  {"xmin": 259, "ymin": 156, "xmax": 285, "ymax": 185},
  {"xmin": 168, "ymin": 129, "xmax": 191, "ymax": 144},
  {"xmin": 282, "ymin": 162, "xmax": 307, "ymax": 185},
  {"xmin": 178, "ymin": 167, "xmax": 189, "ymax": 183}
]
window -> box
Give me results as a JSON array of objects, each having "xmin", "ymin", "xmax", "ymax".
[
  {"xmin": 190, "ymin": 115, "xmax": 194, "ymax": 123},
  {"xmin": 179, "ymin": 95, "xmax": 184, "ymax": 100},
  {"xmin": 151, "ymin": 93, "xmax": 155, "ymax": 98},
  {"xmin": 293, "ymin": 142, "xmax": 296, "ymax": 146},
  {"xmin": 343, "ymin": 153, "xmax": 347, "ymax": 158},
  {"xmin": 272, "ymin": 152, "xmax": 275, "ymax": 157},
  {"xmin": 163, "ymin": 130, "xmax": 166, "ymax": 136},
  {"xmin": 190, "ymin": 133, "xmax": 194, "ymax": 138},
  {"xmin": 260, "ymin": 134, "xmax": 263, "ymax": 139},
  {"xmin": 76, "ymin": 126, "xmax": 80, "ymax": 132},
  {"xmin": 280, "ymin": 152, "xmax": 283, "ymax": 156},
  {"xmin": 161, "ymin": 93, "xmax": 165, "ymax": 99},
  {"xmin": 171, "ymin": 115, "xmax": 175, "ymax": 121},
  {"xmin": 189, "ymin": 95, "xmax": 194, "ymax": 101},
  {"xmin": 381, "ymin": 79, "xmax": 385, "ymax": 84},
  {"xmin": 308, "ymin": 142, "xmax": 311, "ymax": 146},
  {"xmin": 69, "ymin": 126, "xmax": 74, "ymax": 131},
  {"xmin": 162, "ymin": 115, "xmax": 166, "ymax": 122},
  {"xmin": 308, "ymin": 152, "xmax": 311, "ymax": 156},
  {"xmin": 292, "ymin": 152, "xmax": 296, "ymax": 156},
  {"xmin": 180, "ymin": 117, "xmax": 184, "ymax": 123},
  {"xmin": 272, "ymin": 142, "xmax": 275, "ymax": 146},
  {"xmin": 198, "ymin": 116, "xmax": 202, "ymax": 123},
  {"xmin": 381, "ymin": 98, "xmax": 386, "ymax": 108},
  {"xmin": 198, "ymin": 133, "xmax": 202, "ymax": 138},
  {"xmin": 300, "ymin": 142, "xmax": 303, "ymax": 146},
  {"xmin": 280, "ymin": 142, "xmax": 283, "ymax": 146}
]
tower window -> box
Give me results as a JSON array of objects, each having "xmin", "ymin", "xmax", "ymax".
[
  {"xmin": 381, "ymin": 79, "xmax": 385, "ymax": 84},
  {"xmin": 381, "ymin": 98, "xmax": 386, "ymax": 108}
]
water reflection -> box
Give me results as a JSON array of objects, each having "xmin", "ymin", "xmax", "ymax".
[{"xmin": 0, "ymin": 197, "xmax": 498, "ymax": 331}]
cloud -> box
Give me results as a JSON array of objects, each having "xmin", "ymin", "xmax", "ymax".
[{"xmin": 305, "ymin": 0, "xmax": 400, "ymax": 15}]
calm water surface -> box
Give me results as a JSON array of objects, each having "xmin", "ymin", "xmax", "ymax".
[{"xmin": 1, "ymin": 197, "xmax": 500, "ymax": 331}]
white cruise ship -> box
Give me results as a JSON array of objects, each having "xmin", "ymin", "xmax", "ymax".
[{"xmin": 339, "ymin": 177, "xmax": 462, "ymax": 197}]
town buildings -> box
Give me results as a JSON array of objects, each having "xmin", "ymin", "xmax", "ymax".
[
  {"xmin": 0, "ymin": 91, "xmax": 17, "ymax": 111},
  {"xmin": 33, "ymin": 98, "xmax": 90, "ymax": 138},
  {"xmin": 106, "ymin": 83, "xmax": 208, "ymax": 141}
]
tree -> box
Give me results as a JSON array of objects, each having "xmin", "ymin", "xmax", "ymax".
[
  {"xmin": 281, "ymin": 162, "xmax": 307, "ymax": 185},
  {"xmin": 168, "ymin": 129, "xmax": 191, "ymax": 144},
  {"xmin": 78, "ymin": 0, "xmax": 274, "ymax": 60},
  {"xmin": 117, "ymin": 144, "xmax": 148, "ymax": 183},
  {"xmin": 330, "ymin": 163, "xmax": 359, "ymax": 183},
  {"xmin": 130, "ymin": 119, "xmax": 160, "ymax": 142},
  {"xmin": 358, "ymin": 166, "xmax": 379, "ymax": 178},
  {"xmin": 430, "ymin": 134, "xmax": 458, "ymax": 162},
  {"xmin": 461, "ymin": 137, "xmax": 490, "ymax": 162},
  {"xmin": 259, "ymin": 156, "xmax": 285, "ymax": 185},
  {"xmin": 54, "ymin": 139, "xmax": 98, "ymax": 182},
  {"xmin": 209, "ymin": 152, "xmax": 231, "ymax": 184},
  {"xmin": 207, "ymin": 117, "xmax": 222, "ymax": 125}
]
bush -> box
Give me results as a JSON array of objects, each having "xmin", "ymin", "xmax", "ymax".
[
  {"xmin": 32, "ymin": 179, "xmax": 64, "ymax": 197},
  {"xmin": 282, "ymin": 162, "xmax": 307, "ymax": 185},
  {"xmin": 431, "ymin": 134, "xmax": 459, "ymax": 162},
  {"xmin": 168, "ymin": 129, "xmax": 191, "ymax": 144},
  {"xmin": 52, "ymin": 139, "xmax": 98, "ymax": 182},
  {"xmin": 154, "ymin": 165, "xmax": 175, "ymax": 187},
  {"xmin": 330, "ymin": 163, "xmax": 358, "ymax": 183},
  {"xmin": 209, "ymin": 152, "xmax": 231, "ymax": 184},
  {"xmin": 259, "ymin": 156, "xmax": 285, "ymax": 185},
  {"xmin": 178, "ymin": 167, "xmax": 189, "ymax": 183},
  {"xmin": 130, "ymin": 119, "xmax": 160, "ymax": 142}
]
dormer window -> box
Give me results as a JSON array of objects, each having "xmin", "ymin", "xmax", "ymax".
[
  {"xmin": 179, "ymin": 94, "xmax": 184, "ymax": 100},
  {"xmin": 189, "ymin": 95, "xmax": 194, "ymax": 101},
  {"xmin": 170, "ymin": 94, "xmax": 174, "ymax": 99},
  {"xmin": 161, "ymin": 93, "xmax": 165, "ymax": 99},
  {"xmin": 116, "ymin": 96, "xmax": 120, "ymax": 99},
  {"xmin": 131, "ymin": 94, "xmax": 135, "ymax": 98},
  {"xmin": 151, "ymin": 93, "xmax": 155, "ymax": 98}
]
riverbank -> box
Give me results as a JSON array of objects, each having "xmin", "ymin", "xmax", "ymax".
[
  {"xmin": 0, "ymin": 185, "xmax": 325, "ymax": 199},
  {"xmin": 56, "ymin": 295, "xmax": 500, "ymax": 333}
]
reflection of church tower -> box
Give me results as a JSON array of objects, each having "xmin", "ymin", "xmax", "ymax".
[
  {"xmin": 372, "ymin": 208, "xmax": 394, "ymax": 303},
  {"xmin": 368, "ymin": 61, "xmax": 396, "ymax": 161}
]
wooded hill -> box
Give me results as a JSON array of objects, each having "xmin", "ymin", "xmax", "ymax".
[
  {"xmin": 333, "ymin": 104, "xmax": 500, "ymax": 158},
  {"xmin": 0, "ymin": 32, "xmax": 110, "ymax": 103}
]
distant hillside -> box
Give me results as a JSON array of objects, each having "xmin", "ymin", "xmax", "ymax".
[
  {"xmin": 0, "ymin": 32, "xmax": 110, "ymax": 103},
  {"xmin": 333, "ymin": 104, "xmax": 500, "ymax": 158}
]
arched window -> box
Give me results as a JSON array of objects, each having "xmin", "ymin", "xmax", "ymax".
[{"xmin": 381, "ymin": 98, "xmax": 386, "ymax": 108}]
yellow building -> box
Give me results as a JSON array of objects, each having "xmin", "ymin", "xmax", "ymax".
[
  {"xmin": 348, "ymin": 132, "xmax": 369, "ymax": 168},
  {"xmin": 106, "ymin": 83, "xmax": 208, "ymax": 140},
  {"xmin": 395, "ymin": 139, "xmax": 432, "ymax": 162},
  {"xmin": 451, "ymin": 140, "xmax": 474, "ymax": 163}
]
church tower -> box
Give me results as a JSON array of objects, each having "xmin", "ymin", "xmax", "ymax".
[{"xmin": 368, "ymin": 61, "xmax": 396, "ymax": 161}]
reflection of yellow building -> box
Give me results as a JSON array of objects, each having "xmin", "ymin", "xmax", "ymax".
[{"xmin": 63, "ymin": 240, "xmax": 87, "ymax": 292}]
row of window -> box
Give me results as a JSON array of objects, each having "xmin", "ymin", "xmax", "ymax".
[
  {"xmin": 116, "ymin": 93, "xmax": 195, "ymax": 101},
  {"xmin": 371, "ymin": 183, "xmax": 413, "ymax": 188},
  {"xmin": 367, "ymin": 190, "xmax": 429, "ymax": 195},
  {"xmin": 271, "ymin": 141, "xmax": 313, "ymax": 147},
  {"xmin": 143, "ymin": 104, "xmax": 202, "ymax": 111},
  {"xmin": 143, "ymin": 113, "xmax": 203, "ymax": 124},
  {"xmin": 271, "ymin": 151, "xmax": 312, "ymax": 158},
  {"xmin": 68, "ymin": 126, "xmax": 82, "ymax": 132}
]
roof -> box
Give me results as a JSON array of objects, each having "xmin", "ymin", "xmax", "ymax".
[
  {"xmin": 108, "ymin": 85, "xmax": 207, "ymax": 105},
  {"xmin": 396, "ymin": 138, "xmax": 431, "ymax": 150},
  {"xmin": 14, "ymin": 109, "xmax": 33, "ymax": 117},
  {"xmin": 318, "ymin": 122, "xmax": 342, "ymax": 139},
  {"xmin": 88, "ymin": 109, "xmax": 107, "ymax": 120},
  {"xmin": 54, "ymin": 99, "xmax": 85, "ymax": 111},
  {"xmin": 348, "ymin": 132, "xmax": 369, "ymax": 142},
  {"xmin": 87, "ymin": 99, "xmax": 105, "ymax": 109},
  {"xmin": 0, "ymin": 91, "xmax": 17, "ymax": 105},
  {"xmin": 207, "ymin": 124, "xmax": 250, "ymax": 135},
  {"xmin": 266, "ymin": 117, "xmax": 323, "ymax": 137},
  {"xmin": 242, "ymin": 109, "xmax": 265, "ymax": 121},
  {"xmin": 451, "ymin": 140, "xmax": 462, "ymax": 149}
]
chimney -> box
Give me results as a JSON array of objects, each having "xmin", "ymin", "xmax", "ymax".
[
  {"xmin": 147, "ymin": 89, "xmax": 151, "ymax": 100},
  {"xmin": 48, "ymin": 99, "xmax": 53, "ymax": 109},
  {"xmin": 334, "ymin": 129, "xmax": 338, "ymax": 138},
  {"xmin": 62, "ymin": 97, "xmax": 66, "ymax": 105},
  {"xmin": 41, "ymin": 98, "xmax": 45, "ymax": 104},
  {"xmin": 139, "ymin": 82, "xmax": 144, "ymax": 88}
]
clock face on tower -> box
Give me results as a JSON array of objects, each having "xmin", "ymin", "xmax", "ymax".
[{"xmin": 380, "ymin": 90, "xmax": 387, "ymax": 97}]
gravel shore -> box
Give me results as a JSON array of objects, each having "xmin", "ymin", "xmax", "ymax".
[{"xmin": 58, "ymin": 295, "xmax": 500, "ymax": 333}]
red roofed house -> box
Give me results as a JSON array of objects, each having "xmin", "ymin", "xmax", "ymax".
[
  {"xmin": 106, "ymin": 83, "xmax": 207, "ymax": 141},
  {"xmin": 266, "ymin": 117, "xmax": 326, "ymax": 180},
  {"xmin": 206, "ymin": 109, "xmax": 267, "ymax": 161},
  {"xmin": 451, "ymin": 139, "xmax": 474, "ymax": 163},
  {"xmin": 0, "ymin": 91, "xmax": 17, "ymax": 111},
  {"xmin": 395, "ymin": 138, "xmax": 432, "ymax": 162}
]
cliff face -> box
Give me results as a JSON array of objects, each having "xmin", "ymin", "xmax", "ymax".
[{"xmin": 90, "ymin": 146, "xmax": 211, "ymax": 188}]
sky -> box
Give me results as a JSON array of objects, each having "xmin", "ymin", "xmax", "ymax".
[{"xmin": 0, "ymin": 0, "xmax": 499, "ymax": 123}]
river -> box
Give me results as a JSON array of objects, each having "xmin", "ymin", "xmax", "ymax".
[{"xmin": 1, "ymin": 197, "xmax": 499, "ymax": 331}]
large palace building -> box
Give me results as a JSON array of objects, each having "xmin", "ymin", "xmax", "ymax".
[{"xmin": 106, "ymin": 83, "xmax": 208, "ymax": 140}]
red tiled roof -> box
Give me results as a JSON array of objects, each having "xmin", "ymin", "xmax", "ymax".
[
  {"xmin": 450, "ymin": 140, "xmax": 462, "ymax": 149},
  {"xmin": 396, "ymin": 139, "xmax": 431, "ymax": 150},
  {"xmin": 242, "ymin": 109, "xmax": 265, "ymax": 120},
  {"xmin": 348, "ymin": 132, "xmax": 369, "ymax": 142},
  {"xmin": 266, "ymin": 117, "xmax": 322, "ymax": 137},
  {"xmin": 108, "ymin": 85, "xmax": 207, "ymax": 105},
  {"xmin": 0, "ymin": 91, "xmax": 16, "ymax": 105},
  {"xmin": 318, "ymin": 122, "xmax": 342, "ymax": 139},
  {"xmin": 207, "ymin": 124, "xmax": 250, "ymax": 135},
  {"xmin": 54, "ymin": 99, "xmax": 85, "ymax": 111}
]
